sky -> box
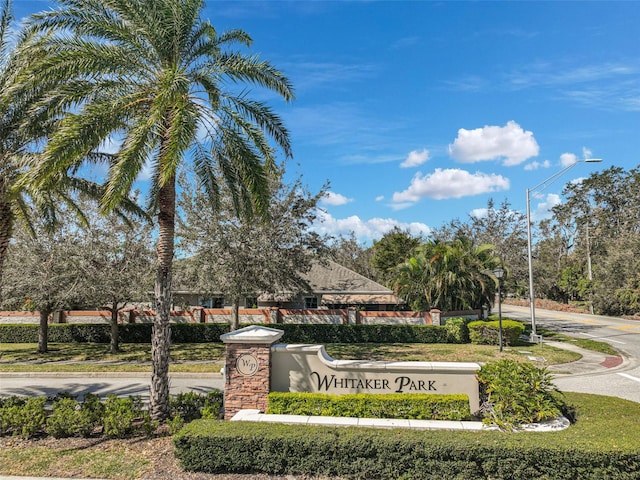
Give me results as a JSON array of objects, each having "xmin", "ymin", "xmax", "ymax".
[{"xmin": 11, "ymin": 1, "xmax": 640, "ymax": 244}]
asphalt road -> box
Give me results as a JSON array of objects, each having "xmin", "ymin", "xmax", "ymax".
[
  {"xmin": 502, "ymin": 304, "xmax": 640, "ymax": 403},
  {"xmin": 0, "ymin": 373, "xmax": 225, "ymax": 403}
]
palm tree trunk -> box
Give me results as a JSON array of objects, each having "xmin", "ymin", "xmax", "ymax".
[
  {"xmin": 150, "ymin": 175, "xmax": 175, "ymax": 422},
  {"xmin": 37, "ymin": 308, "xmax": 50, "ymax": 354},
  {"xmin": 0, "ymin": 189, "xmax": 13, "ymax": 302}
]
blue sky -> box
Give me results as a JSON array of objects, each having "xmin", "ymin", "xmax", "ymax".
[{"xmin": 12, "ymin": 1, "xmax": 640, "ymax": 244}]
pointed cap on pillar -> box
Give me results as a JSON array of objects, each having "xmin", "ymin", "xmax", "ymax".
[{"xmin": 220, "ymin": 325, "xmax": 285, "ymax": 345}]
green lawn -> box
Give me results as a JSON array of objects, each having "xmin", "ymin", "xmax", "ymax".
[{"xmin": 0, "ymin": 341, "xmax": 580, "ymax": 373}]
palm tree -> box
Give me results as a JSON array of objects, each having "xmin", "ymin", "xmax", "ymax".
[
  {"xmin": 22, "ymin": 0, "xmax": 294, "ymax": 421},
  {"xmin": 1, "ymin": 0, "xmax": 139, "ymax": 300},
  {"xmin": 393, "ymin": 238, "xmax": 500, "ymax": 312}
]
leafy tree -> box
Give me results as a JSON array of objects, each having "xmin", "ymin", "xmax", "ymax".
[
  {"xmin": 327, "ymin": 232, "xmax": 376, "ymax": 281},
  {"xmin": 177, "ymin": 169, "xmax": 327, "ymax": 330},
  {"xmin": 1, "ymin": 220, "xmax": 85, "ymax": 353},
  {"xmin": 549, "ymin": 166, "xmax": 640, "ymax": 314},
  {"xmin": 22, "ymin": 0, "xmax": 293, "ymax": 421},
  {"xmin": 370, "ymin": 227, "xmax": 422, "ymax": 286},
  {"xmin": 74, "ymin": 197, "xmax": 155, "ymax": 353}
]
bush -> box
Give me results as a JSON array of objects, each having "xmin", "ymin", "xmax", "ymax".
[
  {"xmin": 468, "ymin": 320, "xmax": 524, "ymax": 346},
  {"xmin": 477, "ymin": 359, "xmax": 564, "ymax": 430},
  {"xmin": 174, "ymin": 415, "xmax": 640, "ymax": 479},
  {"xmin": 274, "ymin": 323, "xmax": 450, "ymax": 344},
  {"xmin": 102, "ymin": 395, "xmax": 153, "ymax": 437},
  {"xmin": 46, "ymin": 393, "xmax": 103, "ymax": 438},
  {"xmin": 267, "ymin": 392, "xmax": 471, "ymax": 420},
  {"xmin": 170, "ymin": 391, "xmax": 223, "ymax": 423},
  {"xmin": 0, "ymin": 396, "xmax": 46, "ymax": 438},
  {"xmin": 443, "ymin": 317, "xmax": 470, "ymax": 343},
  {"xmin": 0, "ymin": 322, "xmax": 451, "ymax": 344}
]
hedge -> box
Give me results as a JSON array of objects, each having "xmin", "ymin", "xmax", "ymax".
[
  {"xmin": 174, "ymin": 418, "xmax": 640, "ymax": 479},
  {"xmin": 267, "ymin": 392, "xmax": 471, "ymax": 421},
  {"xmin": 468, "ymin": 320, "xmax": 525, "ymax": 346},
  {"xmin": 0, "ymin": 323, "xmax": 453, "ymax": 344}
]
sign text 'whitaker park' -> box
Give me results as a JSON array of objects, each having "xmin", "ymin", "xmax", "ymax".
[{"xmin": 311, "ymin": 371, "xmax": 437, "ymax": 393}]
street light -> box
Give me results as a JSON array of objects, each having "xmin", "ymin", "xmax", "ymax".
[
  {"xmin": 493, "ymin": 268, "xmax": 504, "ymax": 352},
  {"xmin": 526, "ymin": 158, "xmax": 602, "ymax": 341}
]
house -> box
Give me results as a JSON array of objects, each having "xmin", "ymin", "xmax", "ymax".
[{"xmin": 173, "ymin": 259, "xmax": 404, "ymax": 311}]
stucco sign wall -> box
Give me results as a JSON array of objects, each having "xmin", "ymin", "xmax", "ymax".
[{"xmin": 270, "ymin": 343, "xmax": 481, "ymax": 413}]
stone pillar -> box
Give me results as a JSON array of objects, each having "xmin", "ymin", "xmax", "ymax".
[
  {"xmin": 430, "ymin": 309, "xmax": 442, "ymax": 326},
  {"xmin": 220, "ymin": 325, "xmax": 284, "ymax": 420}
]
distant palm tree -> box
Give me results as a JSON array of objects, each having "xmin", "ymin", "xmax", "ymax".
[
  {"xmin": 22, "ymin": 0, "xmax": 293, "ymax": 421},
  {"xmin": 394, "ymin": 237, "xmax": 500, "ymax": 312}
]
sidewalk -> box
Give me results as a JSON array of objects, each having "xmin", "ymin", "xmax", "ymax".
[{"xmin": 544, "ymin": 340, "xmax": 628, "ymax": 376}]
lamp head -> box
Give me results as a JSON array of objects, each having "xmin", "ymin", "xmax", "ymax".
[
  {"xmin": 583, "ymin": 158, "xmax": 603, "ymax": 163},
  {"xmin": 493, "ymin": 268, "xmax": 505, "ymax": 279}
]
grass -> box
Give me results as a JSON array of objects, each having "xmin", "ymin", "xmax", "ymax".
[
  {"xmin": 0, "ymin": 342, "xmax": 226, "ymax": 362},
  {"xmin": 537, "ymin": 328, "xmax": 620, "ymax": 356},
  {"xmin": 325, "ymin": 341, "xmax": 579, "ymax": 365},
  {"xmin": 0, "ymin": 341, "xmax": 580, "ymax": 372},
  {"xmin": 0, "ymin": 342, "xmax": 225, "ymax": 372},
  {"xmin": 0, "ymin": 440, "xmax": 152, "ymax": 479}
]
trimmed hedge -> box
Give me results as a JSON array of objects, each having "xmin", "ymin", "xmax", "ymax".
[
  {"xmin": 468, "ymin": 320, "xmax": 525, "ymax": 346},
  {"xmin": 443, "ymin": 317, "xmax": 471, "ymax": 343},
  {"xmin": 0, "ymin": 322, "xmax": 452, "ymax": 344},
  {"xmin": 267, "ymin": 392, "xmax": 471, "ymax": 421},
  {"xmin": 174, "ymin": 418, "xmax": 640, "ymax": 479},
  {"xmin": 0, "ymin": 323, "xmax": 230, "ymax": 344}
]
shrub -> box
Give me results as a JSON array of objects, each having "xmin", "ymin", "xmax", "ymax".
[
  {"xmin": 477, "ymin": 359, "xmax": 564, "ymax": 430},
  {"xmin": 46, "ymin": 393, "xmax": 103, "ymax": 438},
  {"xmin": 0, "ymin": 396, "xmax": 46, "ymax": 438},
  {"xmin": 170, "ymin": 391, "xmax": 223, "ymax": 422},
  {"xmin": 0, "ymin": 322, "xmax": 452, "ymax": 344},
  {"xmin": 274, "ymin": 323, "xmax": 450, "ymax": 344},
  {"xmin": 443, "ymin": 317, "xmax": 470, "ymax": 343},
  {"xmin": 0, "ymin": 396, "xmax": 26, "ymax": 436},
  {"xmin": 174, "ymin": 415, "xmax": 640, "ymax": 479},
  {"xmin": 267, "ymin": 392, "xmax": 471, "ymax": 421},
  {"xmin": 468, "ymin": 320, "xmax": 524, "ymax": 346},
  {"xmin": 102, "ymin": 395, "xmax": 153, "ymax": 437}
]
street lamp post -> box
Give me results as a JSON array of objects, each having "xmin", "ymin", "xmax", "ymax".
[
  {"xmin": 526, "ymin": 158, "xmax": 602, "ymax": 340},
  {"xmin": 493, "ymin": 268, "xmax": 504, "ymax": 352}
]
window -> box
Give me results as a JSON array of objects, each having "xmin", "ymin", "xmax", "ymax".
[
  {"xmin": 199, "ymin": 297, "xmax": 224, "ymax": 308},
  {"xmin": 245, "ymin": 297, "xmax": 258, "ymax": 308},
  {"xmin": 304, "ymin": 296, "xmax": 318, "ymax": 309}
]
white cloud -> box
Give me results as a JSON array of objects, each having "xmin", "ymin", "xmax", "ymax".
[
  {"xmin": 375, "ymin": 195, "xmax": 385, "ymax": 202},
  {"xmin": 400, "ymin": 149, "xmax": 430, "ymax": 168},
  {"xmin": 391, "ymin": 168, "xmax": 510, "ymax": 205},
  {"xmin": 312, "ymin": 210, "xmax": 431, "ymax": 243},
  {"xmin": 560, "ymin": 152, "xmax": 578, "ymax": 167},
  {"xmin": 321, "ymin": 191, "xmax": 353, "ymax": 206},
  {"xmin": 524, "ymin": 160, "xmax": 551, "ymax": 171},
  {"xmin": 470, "ymin": 208, "xmax": 488, "ymax": 219},
  {"xmin": 532, "ymin": 193, "xmax": 561, "ymax": 221},
  {"xmin": 448, "ymin": 121, "xmax": 539, "ymax": 166},
  {"xmin": 582, "ymin": 146, "xmax": 593, "ymax": 159}
]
